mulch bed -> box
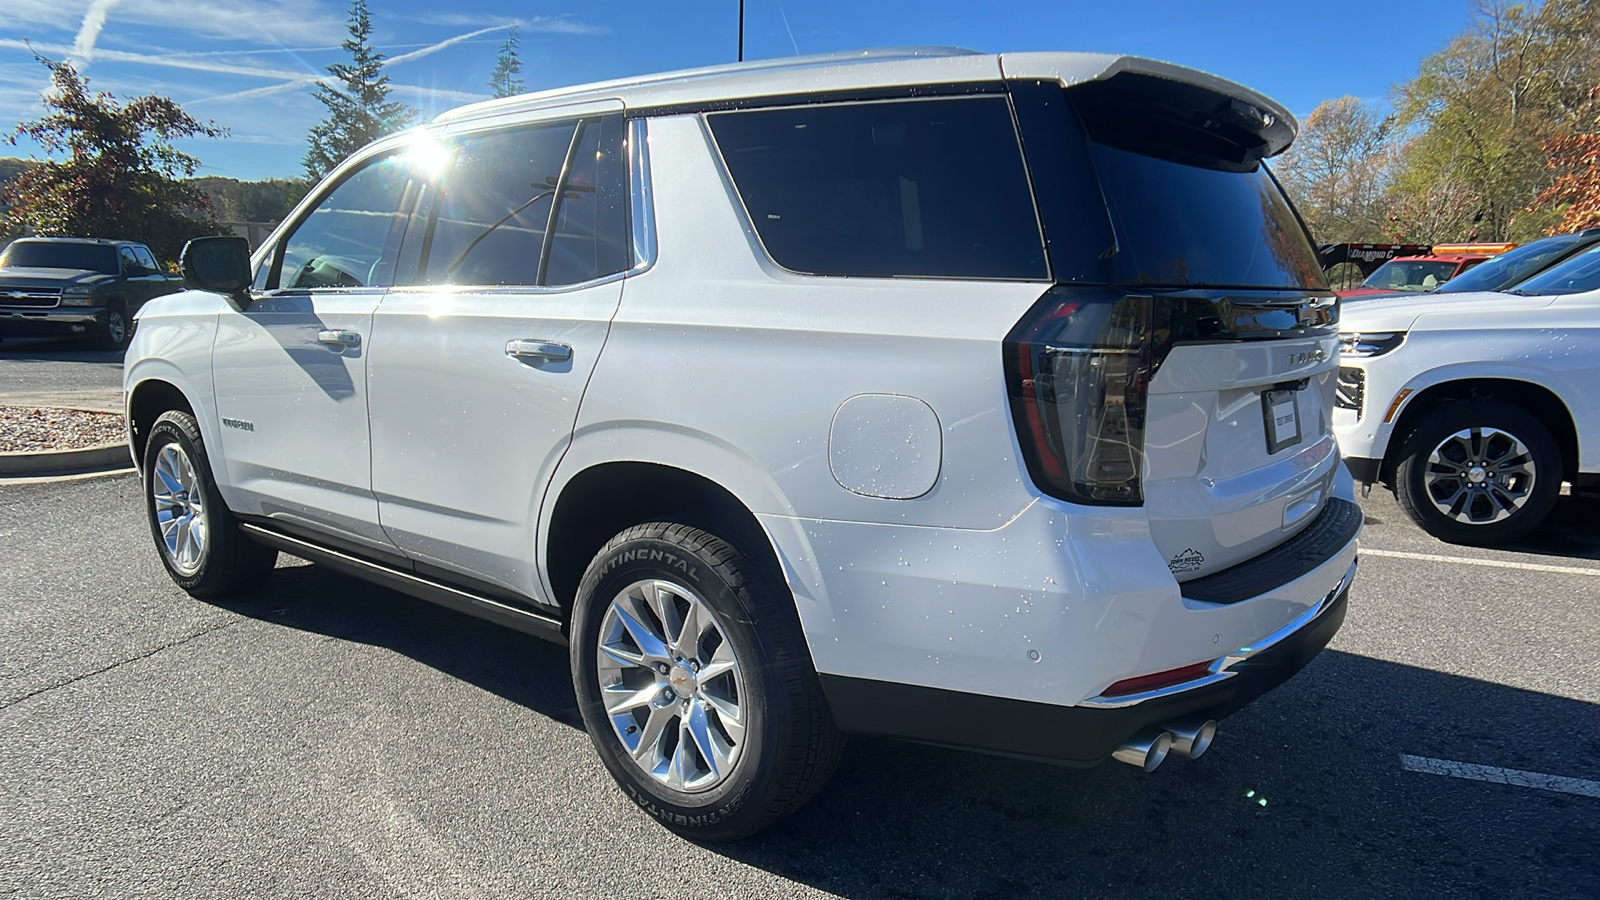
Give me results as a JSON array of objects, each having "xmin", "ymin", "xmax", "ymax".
[{"xmin": 0, "ymin": 405, "xmax": 125, "ymax": 453}]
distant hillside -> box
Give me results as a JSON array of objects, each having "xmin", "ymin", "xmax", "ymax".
[
  {"xmin": 191, "ymin": 175, "xmax": 311, "ymax": 224},
  {"xmin": 0, "ymin": 157, "xmax": 33, "ymax": 187},
  {"xmin": 1, "ymin": 160, "xmax": 308, "ymax": 226}
]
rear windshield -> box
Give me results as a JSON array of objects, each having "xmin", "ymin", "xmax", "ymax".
[
  {"xmin": 1088, "ymin": 144, "xmax": 1326, "ymax": 289},
  {"xmin": 1508, "ymin": 242, "xmax": 1600, "ymax": 296},
  {"xmin": 708, "ymin": 96, "xmax": 1049, "ymax": 280},
  {"xmin": 1068, "ymin": 76, "xmax": 1327, "ymax": 290},
  {"xmin": 1437, "ymin": 235, "xmax": 1588, "ymax": 294},
  {"xmin": 0, "ymin": 241, "xmax": 119, "ymax": 273}
]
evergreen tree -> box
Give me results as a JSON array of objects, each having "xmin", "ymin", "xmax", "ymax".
[
  {"xmin": 304, "ymin": 0, "xmax": 416, "ymax": 180},
  {"xmin": 489, "ymin": 26, "xmax": 524, "ymax": 99}
]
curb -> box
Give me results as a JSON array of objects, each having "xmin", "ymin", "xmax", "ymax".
[{"xmin": 0, "ymin": 443, "xmax": 132, "ymax": 478}]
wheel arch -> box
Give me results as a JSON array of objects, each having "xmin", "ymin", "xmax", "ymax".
[
  {"xmin": 1380, "ymin": 377, "xmax": 1578, "ymax": 485},
  {"xmin": 126, "ymin": 376, "xmax": 197, "ymax": 476},
  {"xmin": 542, "ymin": 460, "xmax": 789, "ymax": 615}
]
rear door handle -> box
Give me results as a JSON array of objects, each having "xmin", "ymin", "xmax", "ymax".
[
  {"xmin": 317, "ymin": 329, "xmax": 361, "ymax": 348},
  {"xmin": 506, "ymin": 339, "xmax": 572, "ymax": 365}
]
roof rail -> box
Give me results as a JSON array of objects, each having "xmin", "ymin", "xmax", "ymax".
[{"xmin": 434, "ymin": 46, "xmax": 984, "ymax": 124}]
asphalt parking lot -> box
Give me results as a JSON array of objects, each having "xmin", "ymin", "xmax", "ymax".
[{"xmin": 2, "ymin": 347, "xmax": 1597, "ymax": 898}]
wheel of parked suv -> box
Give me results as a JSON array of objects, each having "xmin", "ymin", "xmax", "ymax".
[
  {"xmin": 570, "ymin": 522, "xmax": 843, "ymax": 840},
  {"xmin": 96, "ymin": 301, "xmax": 132, "ymax": 351},
  {"xmin": 1393, "ymin": 400, "xmax": 1561, "ymax": 545},
  {"xmin": 142, "ymin": 410, "xmax": 277, "ymax": 598}
]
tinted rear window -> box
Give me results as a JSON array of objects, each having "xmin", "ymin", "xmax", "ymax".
[
  {"xmin": 0, "ymin": 242, "xmax": 118, "ymax": 274},
  {"xmin": 1068, "ymin": 76, "xmax": 1327, "ymax": 290},
  {"xmin": 708, "ymin": 97, "xmax": 1048, "ymax": 280},
  {"xmin": 1086, "ymin": 143, "xmax": 1325, "ymax": 289}
]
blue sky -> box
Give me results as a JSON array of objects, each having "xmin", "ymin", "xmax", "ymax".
[{"xmin": 1, "ymin": 0, "xmax": 1476, "ymax": 182}]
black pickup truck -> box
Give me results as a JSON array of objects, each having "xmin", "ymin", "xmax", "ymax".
[{"xmin": 0, "ymin": 237, "xmax": 183, "ymax": 350}]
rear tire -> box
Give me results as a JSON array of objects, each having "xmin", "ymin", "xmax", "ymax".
[
  {"xmin": 142, "ymin": 410, "xmax": 277, "ymax": 597},
  {"xmin": 570, "ymin": 522, "xmax": 842, "ymax": 840},
  {"xmin": 1393, "ymin": 400, "xmax": 1561, "ymax": 545}
]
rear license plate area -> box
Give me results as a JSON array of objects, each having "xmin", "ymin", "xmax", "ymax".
[{"xmin": 1263, "ymin": 388, "xmax": 1301, "ymax": 453}]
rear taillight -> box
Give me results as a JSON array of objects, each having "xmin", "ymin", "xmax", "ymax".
[{"xmin": 1003, "ymin": 287, "xmax": 1153, "ymax": 506}]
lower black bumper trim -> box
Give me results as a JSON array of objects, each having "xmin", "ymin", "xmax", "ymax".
[
  {"xmin": 819, "ymin": 575, "xmax": 1350, "ymax": 765},
  {"xmin": 1344, "ymin": 456, "xmax": 1381, "ymax": 485}
]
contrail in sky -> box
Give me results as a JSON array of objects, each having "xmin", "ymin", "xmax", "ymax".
[
  {"xmin": 192, "ymin": 26, "xmax": 508, "ymax": 106},
  {"xmin": 70, "ymin": 0, "xmax": 125, "ymax": 70}
]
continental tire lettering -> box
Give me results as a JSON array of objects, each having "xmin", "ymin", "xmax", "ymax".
[{"xmin": 599, "ymin": 548, "xmax": 698, "ymax": 580}]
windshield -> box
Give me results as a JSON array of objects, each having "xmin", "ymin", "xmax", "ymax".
[
  {"xmin": 1509, "ymin": 242, "xmax": 1600, "ymax": 296},
  {"xmin": 1437, "ymin": 235, "xmax": 1588, "ymax": 294},
  {"xmin": 0, "ymin": 241, "xmax": 119, "ymax": 273},
  {"xmin": 1359, "ymin": 259, "xmax": 1459, "ymax": 292}
]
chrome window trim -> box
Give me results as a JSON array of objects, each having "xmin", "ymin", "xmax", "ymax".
[
  {"xmin": 1076, "ymin": 558, "xmax": 1358, "ymax": 709},
  {"xmin": 628, "ymin": 117, "xmax": 658, "ymax": 275},
  {"xmin": 382, "ymin": 268, "xmax": 630, "ymax": 298}
]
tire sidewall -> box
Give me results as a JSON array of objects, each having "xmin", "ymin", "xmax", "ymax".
[
  {"xmin": 102, "ymin": 302, "xmax": 130, "ymax": 350},
  {"xmin": 571, "ymin": 530, "xmax": 788, "ymax": 832},
  {"xmin": 143, "ymin": 412, "xmax": 223, "ymax": 591},
  {"xmin": 1395, "ymin": 401, "xmax": 1561, "ymax": 544}
]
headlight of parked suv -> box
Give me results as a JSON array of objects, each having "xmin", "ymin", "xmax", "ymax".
[
  {"xmin": 59, "ymin": 286, "xmax": 96, "ymax": 306},
  {"xmin": 1338, "ymin": 331, "xmax": 1406, "ymax": 358}
]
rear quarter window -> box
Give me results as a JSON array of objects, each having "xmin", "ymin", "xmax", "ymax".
[{"xmin": 707, "ymin": 96, "xmax": 1049, "ymax": 280}]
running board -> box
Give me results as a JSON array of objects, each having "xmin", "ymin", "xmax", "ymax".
[{"xmin": 239, "ymin": 523, "xmax": 567, "ymax": 646}]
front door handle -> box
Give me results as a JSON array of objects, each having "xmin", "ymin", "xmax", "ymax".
[
  {"xmin": 317, "ymin": 329, "xmax": 361, "ymax": 348},
  {"xmin": 506, "ymin": 339, "xmax": 573, "ymax": 365}
]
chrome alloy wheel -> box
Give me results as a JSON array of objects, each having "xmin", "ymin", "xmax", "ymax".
[
  {"xmin": 151, "ymin": 442, "xmax": 208, "ymax": 576},
  {"xmin": 107, "ymin": 308, "xmax": 126, "ymax": 344},
  {"xmin": 1424, "ymin": 427, "xmax": 1536, "ymax": 525},
  {"xmin": 597, "ymin": 579, "xmax": 747, "ymax": 793}
]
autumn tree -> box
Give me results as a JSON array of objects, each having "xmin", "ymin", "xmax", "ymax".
[
  {"xmin": 4, "ymin": 56, "xmax": 226, "ymax": 262},
  {"xmin": 1386, "ymin": 0, "xmax": 1600, "ymax": 241},
  {"xmin": 304, "ymin": 0, "xmax": 416, "ymax": 180},
  {"xmin": 489, "ymin": 26, "xmax": 525, "ymax": 99},
  {"xmin": 1534, "ymin": 86, "xmax": 1600, "ymax": 231},
  {"xmin": 1273, "ymin": 96, "xmax": 1396, "ymax": 243}
]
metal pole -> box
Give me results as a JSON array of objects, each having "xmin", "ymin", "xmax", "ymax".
[{"xmin": 738, "ymin": 0, "xmax": 745, "ymax": 62}]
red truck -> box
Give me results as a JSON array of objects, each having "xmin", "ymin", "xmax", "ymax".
[{"xmin": 1333, "ymin": 243, "xmax": 1517, "ymax": 299}]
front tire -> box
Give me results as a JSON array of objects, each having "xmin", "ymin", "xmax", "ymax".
[
  {"xmin": 142, "ymin": 410, "xmax": 277, "ymax": 597},
  {"xmin": 1393, "ymin": 400, "xmax": 1561, "ymax": 545},
  {"xmin": 570, "ymin": 522, "xmax": 842, "ymax": 840},
  {"xmin": 95, "ymin": 301, "xmax": 132, "ymax": 351}
]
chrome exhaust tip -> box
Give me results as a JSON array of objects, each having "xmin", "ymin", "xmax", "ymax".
[
  {"xmin": 1168, "ymin": 720, "xmax": 1217, "ymax": 760},
  {"xmin": 1111, "ymin": 730, "xmax": 1173, "ymax": 772}
]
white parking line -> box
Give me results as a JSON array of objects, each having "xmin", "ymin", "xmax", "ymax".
[
  {"xmin": 1401, "ymin": 754, "xmax": 1600, "ymax": 799},
  {"xmin": 1362, "ymin": 548, "xmax": 1600, "ymax": 577}
]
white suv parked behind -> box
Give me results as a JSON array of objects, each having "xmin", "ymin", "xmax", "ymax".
[
  {"xmin": 1336, "ymin": 241, "xmax": 1600, "ymax": 544},
  {"xmin": 127, "ymin": 48, "xmax": 1360, "ymax": 839}
]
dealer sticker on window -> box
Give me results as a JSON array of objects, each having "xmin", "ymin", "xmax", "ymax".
[{"xmin": 1263, "ymin": 389, "xmax": 1301, "ymax": 454}]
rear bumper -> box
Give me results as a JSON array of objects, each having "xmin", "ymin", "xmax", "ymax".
[
  {"xmin": 821, "ymin": 559, "xmax": 1354, "ymax": 765},
  {"xmin": 0, "ymin": 308, "xmax": 105, "ymax": 336}
]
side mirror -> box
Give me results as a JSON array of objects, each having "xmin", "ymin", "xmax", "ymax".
[{"xmin": 180, "ymin": 236, "xmax": 253, "ymax": 305}]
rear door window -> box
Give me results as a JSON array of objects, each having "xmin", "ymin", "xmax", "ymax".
[
  {"xmin": 131, "ymin": 246, "xmax": 161, "ymax": 272},
  {"xmin": 707, "ymin": 96, "xmax": 1049, "ymax": 280},
  {"xmin": 420, "ymin": 115, "xmax": 628, "ymax": 287}
]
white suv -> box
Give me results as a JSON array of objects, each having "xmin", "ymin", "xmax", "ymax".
[
  {"xmin": 126, "ymin": 48, "xmax": 1360, "ymax": 839},
  {"xmin": 1336, "ymin": 241, "xmax": 1600, "ymax": 544}
]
